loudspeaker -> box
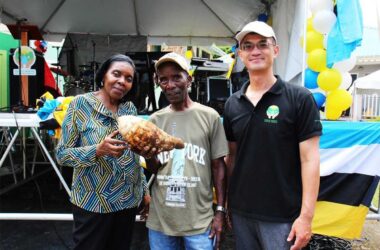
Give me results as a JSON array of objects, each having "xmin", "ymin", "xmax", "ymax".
[
  {"xmin": 207, "ymin": 76, "xmax": 232, "ymax": 102},
  {"xmin": 125, "ymin": 52, "xmax": 168, "ymax": 113},
  {"xmin": 9, "ymin": 48, "xmax": 45, "ymax": 108}
]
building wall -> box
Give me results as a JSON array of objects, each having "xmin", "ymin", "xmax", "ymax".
[{"xmin": 352, "ymin": 63, "xmax": 380, "ymax": 77}]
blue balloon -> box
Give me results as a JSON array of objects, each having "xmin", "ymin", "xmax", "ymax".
[
  {"xmin": 258, "ymin": 14, "xmax": 268, "ymax": 22},
  {"xmin": 312, "ymin": 92, "xmax": 326, "ymax": 108},
  {"xmin": 41, "ymin": 40, "xmax": 48, "ymax": 48},
  {"xmin": 304, "ymin": 68, "xmax": 319, "ymax": 89}
]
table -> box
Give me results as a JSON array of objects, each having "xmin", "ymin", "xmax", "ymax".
[{"xmin": 0, "ymin": 112, "xmax": 70, "ymax": 196}]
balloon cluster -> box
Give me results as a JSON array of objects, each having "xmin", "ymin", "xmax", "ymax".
[
  {"xmin": 302, "ymin": 0, "xmax": 354, "ymax": 120},
  {"xmin": 34, "ymin": 40, "xmax": 48, "ymax": 54}
]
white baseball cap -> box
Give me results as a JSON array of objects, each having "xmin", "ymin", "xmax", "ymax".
[
  {"xmin": 235, "ymin": 21, "xmax": 277, "ymax": 44},
  {"xmin": 155, "ymin": 52, "xmax": 190, "ymax": 74}
]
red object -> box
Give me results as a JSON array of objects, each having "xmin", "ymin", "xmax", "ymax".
[
  {"xmin": 6, "ymin": 24, "xmax": 43, "ymax": 40},
  {"xmin": 44, "ymin": 61, "xmax": 62, "ymax": 96},
  {"xmin": 34, "ymin": 40, "xmax": 47, "ymax": 53},
  {"xmin": 50, "ymin": 66, "xmax": 69, "ymax": 77}
]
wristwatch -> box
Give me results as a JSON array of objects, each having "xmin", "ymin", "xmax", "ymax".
[{"xmin": 215, "ymin": 205, "xmax": 227, "ymax": 213}]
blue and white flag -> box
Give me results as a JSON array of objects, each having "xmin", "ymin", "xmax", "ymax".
[{"xmin": 312, "ymin": 121, "xmax": 380, "ymax": 239}]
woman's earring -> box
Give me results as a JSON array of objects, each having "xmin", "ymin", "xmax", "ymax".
[{"xmin": 100, "ymin": 81, "xmax": 104, "ymax": 87}]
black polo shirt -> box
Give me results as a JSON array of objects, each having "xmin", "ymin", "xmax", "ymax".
[{"xmin": 223, "ymin": 76, "xmax": 322, "ymax": 222}]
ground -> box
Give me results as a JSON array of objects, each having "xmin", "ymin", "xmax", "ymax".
[
  {"xmin": 0, "ymin": 169, "xmax": 379, "ymax": 249},
  {"xmin": 352, "ymin": 219, "xmax": 380, "ymax": 250}
]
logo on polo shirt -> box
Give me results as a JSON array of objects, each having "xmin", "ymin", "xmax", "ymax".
[{"xmin": 264, "ymin": 105, "xmax": 279, "ymax": 123}]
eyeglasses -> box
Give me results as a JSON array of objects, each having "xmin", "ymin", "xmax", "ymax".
[{"xmin": 240, "ymin": 41, "xmax": 275, "ymax": 52}]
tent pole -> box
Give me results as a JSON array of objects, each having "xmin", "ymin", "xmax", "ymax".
[
  {"xmin": 41, "ymin": 0, "xmax": 67, "ymax": 31},
  {"xmin": 200, "ymin": 0, "xmax": 234, "ymax": 35},
  {"xmin": 132, "ymin": 0, "xmax": 140, "ymax": 35}
]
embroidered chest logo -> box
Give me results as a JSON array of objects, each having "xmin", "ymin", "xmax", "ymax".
[{"xmin": 264, "ymin": 105, "xmax": 279, "ymax": 123}]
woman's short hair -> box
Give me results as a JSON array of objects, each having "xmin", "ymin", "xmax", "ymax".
[{"xmin": 95, "ymin": 54, "xmax": 137, "ymax": 102}]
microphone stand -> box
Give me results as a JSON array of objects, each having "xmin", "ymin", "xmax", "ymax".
[
  {"xmin": 52, "ymin": 45, "xmax": 61, "ymax": 91},
  {"xmin": 91, "ymin": 40, "xmax": 96, "ymax": 91},
  {"xmin": 15, "ymin": 19, "xmax": 26, "ymax": 112}
]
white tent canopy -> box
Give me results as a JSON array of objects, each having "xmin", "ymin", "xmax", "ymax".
[
  {"xmin": 354, "ymin": 70, "xmax": 380, "ymax": 90},
  {"xmin": 352, "ymin": 70, "xmax": 380, "ymax": 120},
  {"xmin": 1, "ymin": 0, "xmax": 306, "ymax": 82},
  {"xmin": 1, "ymin": 0, "xmax": 268, "ymax": 45}
]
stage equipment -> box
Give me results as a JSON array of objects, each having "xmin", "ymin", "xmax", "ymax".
[
  {"xmin": 91, "ymin": 40, "xmax": 97, "ymax": 91},
  {"xmin": 206, "ymin": 76, "xmax": 232, "ymax": 103},
  {"xmin": 63, "ymin": 78, "xmax": 90, "ymax": 96},
  {"xmin": 206, "ymin": 76, "xmax": 232, "ymax": 115},
  {"xmin": 9, "ymin": 49, "xmax": 45, "ymax": 108},
  {"xmin": 125, "ymin": 52, "xmax": 167, "ymax": 114},
  {"xmin": 190, "ymin": 59, "xmax": 228, "ymax": 106},
  {"xmin": 49, "ymin": 67, "xmax": 69, "ymax": 77},
  {"xmin": 6, "ymin": 23, "xmax": 43, "ymax": 108}
]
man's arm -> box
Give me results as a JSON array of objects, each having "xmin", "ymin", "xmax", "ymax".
[
  {"xmin": 288, "ymin": 136, "xmax": 320, "ymax": 250},
  {"xmin": 224, "ymin": 141, "xmax": 236, "ymax": 230},
  {"xmin": 225, "ymin": 141, "xmax": 237, "ymax": 190},
  {"xmin": 145, "ymin": 157, "xmax": 162, "ymax": 174},
  {"xmin": 209, "ymin": 157, "xmax": 227, "ymax": 250},
  {"xmin": 225, "ymin": 142, "xmax": 237, "ymax": 205},
  {"xmin": 212, "ymin": 157, "xmax": 227, "ymax": 208}
]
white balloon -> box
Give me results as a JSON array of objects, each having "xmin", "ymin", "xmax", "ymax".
[
  {"xmin": 310, "ymin": 0, "xmax": 334, "ymax": 14},
  {"xmin": 333, "ymin": 54, "xmax": 357, "ymax": 72},
  {"xmin": 340, "ymin": 71, "xmax": 353, "ymax": 90},
  {"xmin": 313, "ymin": 10, "xmax": 337, "ymax": 34}
]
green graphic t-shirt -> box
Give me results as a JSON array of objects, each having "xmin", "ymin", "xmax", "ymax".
[{"xmin": 146, "ymin": 102, "xmax": 228, "ymax": 236}]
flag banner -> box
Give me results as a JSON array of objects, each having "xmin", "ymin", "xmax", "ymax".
[{"xmin": 312, "ymin": 121, "xmax": 380, "ymax": 239}]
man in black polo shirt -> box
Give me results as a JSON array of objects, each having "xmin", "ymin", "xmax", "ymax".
[{"xmin": 224, "ymin": 21, "xmax": 322, "ymax": 250}]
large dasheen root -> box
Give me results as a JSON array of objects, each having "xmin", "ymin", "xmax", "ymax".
[{"xmin": 118, "ymin": 115, "xmax": 184, "ymax": 153}]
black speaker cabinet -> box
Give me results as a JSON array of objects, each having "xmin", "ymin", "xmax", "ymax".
[
  {"xmin": 207, "ymin": 76, "xmax": 232, "ymax": 102},
  {"xmin": 9, "ymin": 48, "xmax": 45, "ymax": 107}
]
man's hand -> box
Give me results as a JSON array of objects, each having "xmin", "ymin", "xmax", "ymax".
[
  {"xmin": 96, "ymin": 130, "xmax": 128, "ymax": 157},
  {"xmin": 139, "ymin": 194, "xmax": 151, "ymax": 221},
  {"xmin": 209, "ymin": 212, "xmax": 224, "ymax": 250},
  {"xmin": 287, "ymin": 216, "xmax": 312, "ymax": 250},
  {"xmin": 137, "ymin": 146, "xmax": 160, "ymax": 160}
]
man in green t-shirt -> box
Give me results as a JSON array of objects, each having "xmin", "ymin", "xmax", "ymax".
[{"xmin": 143, "ymin": 52, "xmax": 228, "ymax": 250}]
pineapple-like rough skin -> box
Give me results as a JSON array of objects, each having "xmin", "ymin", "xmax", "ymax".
[{"xmin": 117, "ymin": 115, "xmax": 185, "ymax": 153}]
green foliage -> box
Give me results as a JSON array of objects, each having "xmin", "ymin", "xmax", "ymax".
[{"xmin": 218, "ymin": 46, "xmax": 232, "ymax": 54}]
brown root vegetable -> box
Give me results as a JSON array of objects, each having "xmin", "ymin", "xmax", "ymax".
[{"xmin": 117, "ymin": 115, "xmax": 185, "ymax": 152}]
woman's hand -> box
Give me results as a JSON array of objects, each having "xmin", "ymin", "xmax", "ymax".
[{"xmin": 96, "ymin": 130, "xmax": 128, "ymax": 157}]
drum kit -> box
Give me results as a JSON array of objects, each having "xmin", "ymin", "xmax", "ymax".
[
  {"xmin": 62, "ymin": 62, "xmax": 99, "ymax": 96},
  {"xmin": 52, "ymin": 41, "xmax": 99, "ymax": 97},
  {"xmin": 50, "ymin": 62, "xmax": 99, "ymax": 96}
]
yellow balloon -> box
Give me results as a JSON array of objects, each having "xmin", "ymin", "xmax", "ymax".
[
  {"xmin": 317, "ymin": 68, "xmax": 342, "ymax": 91},
  {"xmin": 307, "ymin": 17, "xmax": 315, "ymax": 31},
  {"xmin": 326, "ymin": 89, "xmax": 353, "ymax": 110},
  {"xmin": 307, "ymin": 49, "xmax": 327, "ymax": 72},
  {"xmin": 185, "ymin": 50, "xmax": 193, "ymax": 59},
  {"xmin": 325, "ymin": 104, "xmax": 342, "ymax": 120},
  {"xmin": 306, "ymin": 30, "xmax": 324, "ymax": 53}
]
